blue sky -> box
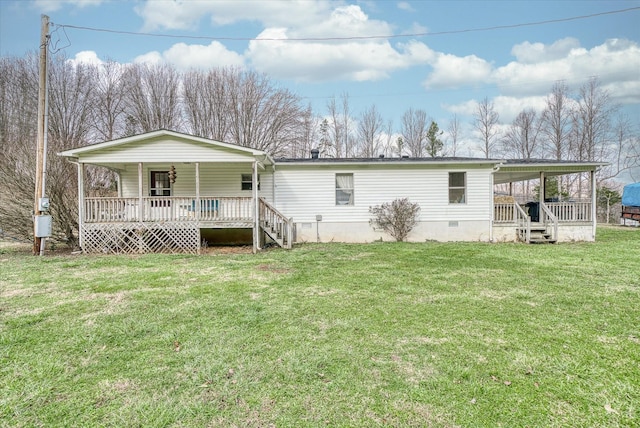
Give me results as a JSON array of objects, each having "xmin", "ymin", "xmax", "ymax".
[{"xmin": 1, "ymin": 0, "xmax": 639, "ymax": 158}]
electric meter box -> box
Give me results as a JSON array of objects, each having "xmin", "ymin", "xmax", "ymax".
[
  {"xmin": 38, "ymin": 197, "xmax": 50, "ymax": 211},
  {"xmin": 34, "ymin": 215, "xmax": 52, "ymax": 237}
]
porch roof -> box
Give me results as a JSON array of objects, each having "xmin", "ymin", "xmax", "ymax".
[{"xmin": 493, "ymin": 159, "xmax": 609, "ymax": 184}]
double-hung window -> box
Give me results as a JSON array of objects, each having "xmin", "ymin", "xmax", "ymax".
[
  {"xmin": 336, "ymin": 173, "xmax": 354, "ymax": 206},
  {"xmin": 241, "ymin": 174, "xmax": 260, "ymax": 191},
  {"xmin": 150, "ymin": 171, "xmax": 171, "ymax": 196},
  {"xmin": 449, "ymin": 172, "xmax": 466, "ymax": 204}
]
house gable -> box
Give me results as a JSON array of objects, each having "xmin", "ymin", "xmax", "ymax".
[{"xmin": 58, "ymin": 130, "xmax": 272, "ymax": 166}]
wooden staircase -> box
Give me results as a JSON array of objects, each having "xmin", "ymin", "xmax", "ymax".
[
  {"xmin": 259, "ymin": 198, "xmax": 293, "ymax": 249},
  {"xmin": 525, "ymin": 223, "xmax": 557, "ymax": 244}
]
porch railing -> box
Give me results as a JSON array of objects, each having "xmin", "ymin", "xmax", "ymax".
[
  {"xmin": 494, "ymin": 201, "xmax": 591, "ymax": 223},
  {"xmin": 494, "ymin": 203, "xmax": 517, "ymax": 223},
  {"xmin": 545, "ymin": 201, "xmax": 591, "ymax": 222},
  {"xmin": 259, "ymin": 197, "xmax": 293, "ymax": 249},
  {"xmin": 515, "ymin": 202, "xmax": 531, "ymax": 243},
  {"xmin": 84, "ymin": 197, "xmax": 253, "ymax": 223},
  {"xmin": 540, "ymin": 203, "xmax": 558, "ymax": 242}
]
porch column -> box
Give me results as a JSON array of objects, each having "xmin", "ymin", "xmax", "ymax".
[
  {"xmin": 77, "ymin": 162, "xmax": 85, "ymax": 250},
  {"xmin": 138, "ymin": 162, "xmax": 144, "ymax": 221},
  {"xmin": 195, "ymin": 162, "xmax": 200, "ymax": 222},
  {"xmin": 591, "ymin": 169, "xmax": 597, "ymax": 239},
  {"xmin": 252, "ymin": 160, "xmax": 259, "ymax": 254},
  {"xmin": 539, "ymin": 171, "xmax": 545, "ymax": 204},
  {"xmin": 489, "ymin": 171, "xmax": 494, "ymax": 242}
]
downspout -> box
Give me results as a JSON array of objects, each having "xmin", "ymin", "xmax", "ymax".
[
  {"xmin": 591, "ymin": 169, "xmax": 597, "ymax": 240},
  {"xmin": 271, "ymin": 164, "xmax": 276, "ymax": 206}
]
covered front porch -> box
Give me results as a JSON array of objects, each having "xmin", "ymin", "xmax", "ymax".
[
  {"xmin": 491, "ymin": 160, "xmax": 606, "ymax": 243},
  {"xmin": 59, "ymin": 130, "xmax": 293, "ymax": 254}
]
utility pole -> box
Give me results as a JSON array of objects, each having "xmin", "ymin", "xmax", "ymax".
[{"xmin": 33, "ymin": 14, "xmax": 49, "ymax": 255}]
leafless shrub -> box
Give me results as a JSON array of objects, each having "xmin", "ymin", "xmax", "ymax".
[{"xmin": 369, "ymin": 198, "xmax": 420, "ymax": 242}]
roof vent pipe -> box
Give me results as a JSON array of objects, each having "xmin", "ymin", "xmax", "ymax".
[{"xmin": 311, "ymin": 148, "xmax": 320, "ymax": 159}]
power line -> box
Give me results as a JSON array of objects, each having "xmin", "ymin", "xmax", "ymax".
[{"xmin": 54, "ymin": 6, "xmax": 640, "ymax": 43}]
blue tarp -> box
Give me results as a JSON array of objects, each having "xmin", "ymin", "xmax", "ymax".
[{"xmin": 622, "ymin": 182, "xmax": 640, "ymax": 207}]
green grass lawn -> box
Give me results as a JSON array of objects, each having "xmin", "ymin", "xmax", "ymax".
[{"xmin": 1, "ymin": 226, "xmax": 639, "ymax": 427}]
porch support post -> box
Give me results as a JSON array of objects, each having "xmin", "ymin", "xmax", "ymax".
[
  {"xmin": 195, "ymin": 162, "xmax": 201, "ymax": 254},
  {"xmin": 252, "ymin": 160, "xmax": 259, "ymax": 254},
  {"xmin": 489, "ymin": 171, "xmax": 494, "ymax": 242},
  {"xmin": 77, "ymin": 162, "xmax": 84, "ymax": 250},
  {"xmin": 591, "ymin": 169, "xmax": 597, "ymax": 239},
  {"xmin": 195, "ymin": 162, "xmax": 200, "ymax": 222},
  {"xmin": 539, "ymin": 171, "xmax": 545, "ymax": 204},
  {"xmin": 138, "ymin": 162, "xmax": 144, "ymax": 221}
]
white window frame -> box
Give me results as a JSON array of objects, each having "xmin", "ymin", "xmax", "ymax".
[
  {"xmin": 241, "ymin": 174, "xmax": 260, "ymax": 191},
  {"xmin": 336, "ymin": 173, "xmax": 354, "ymax": 206},
  {"xmin": 449, "ymin": 172, "xmax": 466, "ymax": 204},
  {"xmin": 150, "ymin": 170, "xmax": 171, "ymax": 197}
]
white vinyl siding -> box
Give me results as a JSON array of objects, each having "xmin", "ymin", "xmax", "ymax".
[
  {"xmin": 274, "ymin": 164, "xmax": 491, "ymax": 223},
  {"xmin": 80, "ymin": 137, "xmax": 258, "ymax": 164},
  {"xmin": 120, "ymin": 163, "xmax": 273, "ymax": 201}
]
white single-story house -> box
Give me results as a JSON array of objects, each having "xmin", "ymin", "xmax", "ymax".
[{"xmin": 58, "ymin": 129, "xmax": 607, "ymax": 254}]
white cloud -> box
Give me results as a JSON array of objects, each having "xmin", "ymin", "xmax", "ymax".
[
  {"xmin": 491, "ymin": 95, "xmax": 548, "ymax": 123},
  {"xmin": 134, "ymin": 42, "xmax": 244, "ymax": 69},
  {"xmin": 162, "ymin": 42, "xmax": 245, "ymax": 69},
  {"xmin": 133, "ymin": 51, "xmax": 163, "ymax": 65},
  {"xmin": 430, "ymin": 38, "xmax": 640, "ymax": 110},
  {"xmin": 511, "ymin": 37, "xmax": 580, "ymax": 64},
  {"xmin": 32, "ymin": 0, "xmax": 105, "ymax": 13},
  {"xmin": 494, "ymin": 38, "xmax": 640, "ymax": 101},
  {"xmin": 67, "ymin": 50, "xmax": 104, "ymax": 66},
  {"xmin": 423, "ymin": 53, "xmax": 492, "ymax": 89},
  {"xmin": 136, "ymin": 0, "xmax": 335, "ymax": 31},
  {"xmin": 397, "ymin": 2, "xmax": 415, "ymax": 12},
  {"xmin": 247, "ymin": 32, "xmax": 430, "ymax": 82}
]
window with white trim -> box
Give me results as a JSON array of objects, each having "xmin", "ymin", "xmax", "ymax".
[
  {"xmin": 241, "ymin": 174, "xmax": 260, "ymax": 191},
  {"xmin": 449, "ymin": 172, "xmax": 466, "ymax": 204},
  {"xmin": 336, "ymin": 173, "xmax": 354, "ymax": 206},
  {"xmin": 150, "ymin": 171, "xmax": 171, "ymax": 196}
]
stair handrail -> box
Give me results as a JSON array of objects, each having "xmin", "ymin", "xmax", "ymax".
[
  {"xmin": 514, "ymin": 202, "xmax": 531, "ymax": 243},
  {"xmin": 540, "ymin": 202, "xmax": 558, "ymax": 242},
  {"xmin": 259, "ymin": 197, "xmax": 293, "ymax": 249}
]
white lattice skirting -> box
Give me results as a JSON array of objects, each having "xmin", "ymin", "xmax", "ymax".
[{"xmin": 81, "ymin": 222, "xmax": 200, "ymax": 254}]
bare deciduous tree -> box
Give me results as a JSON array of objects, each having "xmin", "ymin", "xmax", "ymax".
[
  {"xmin": 502, "ymin": 109, "xmax": 541, "ymax": 159},
  {"xmin": 92, "ymin": 61, "xmax": 129, "ymax": 141},
  {"xmin": 540, "ymin": 81, "xmax": 572, "ymax": 161},
  {"xmin": 124, "ymin": 63, "xmax": 183, "ymax": 133},
  {"xmin": 401, "ymin": 108, "xmax": 428, "ymax": 157},
  {"xmin": 326, "ymin": 93, "xmax": 354, "ymax": 158},
  {"xmin": 357, "ymin": 104, "xmax": 384, "ymax": 157},
  {"xmin": 0, "ymin": 55, "xmax": 39, "ymax": 241},
  {"xmin": 446, "ymin": 114, "xmax": 460, "ymax": 157},
  {"xmin": 571, "ymin": 77, "xmax": 615, "ymax": 163},
  {"xmin": 474, "ymin": 97, "xmax": 500, "ymax": 159}
]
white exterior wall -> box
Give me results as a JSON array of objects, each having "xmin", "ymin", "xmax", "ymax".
[
  {"xmin": 274, "ymin": 164, "xmax": 493, "ymax": 243},
  {"xmin": 119, "ymin": 163, "xmax": 273, "ymax": 201}
]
